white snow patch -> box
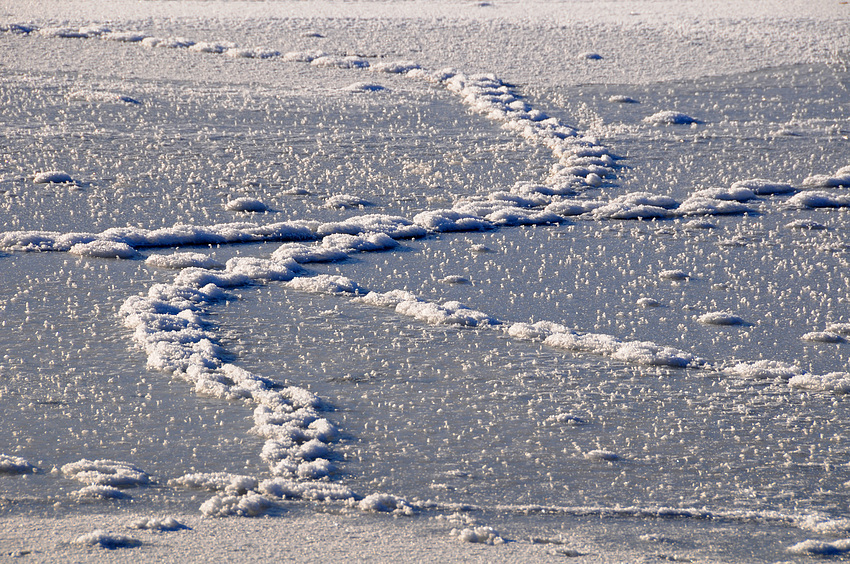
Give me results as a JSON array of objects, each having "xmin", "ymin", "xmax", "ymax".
[{"xmin": 731, "ymin": 178, "xmax": 795, "ymax": 195}]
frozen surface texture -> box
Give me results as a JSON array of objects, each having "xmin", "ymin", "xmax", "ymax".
[{"xmin": 1, "ymin": 1, "xmax": 850, "ymax": 562}]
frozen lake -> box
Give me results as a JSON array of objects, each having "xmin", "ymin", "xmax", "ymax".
[{"xmin": 1, "ymin": 1, "xmax": 850, "ymax": 561}]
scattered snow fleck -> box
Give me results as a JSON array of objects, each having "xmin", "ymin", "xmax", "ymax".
[
  {"xmin": 169, "ymin": 472, "xmax": 258, "ymax": 495},
  {"xmin": 259, "ymin": 478, "xmax": 354, "ymax": 501},
  {"xmin": 726, "ymin": 361, "xmax": 799, "ymax": 380}
]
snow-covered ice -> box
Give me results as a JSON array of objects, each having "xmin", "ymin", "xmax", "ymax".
[{"xmin": 2, "ymin": 0, "xmax": 850, "ymax": 562}]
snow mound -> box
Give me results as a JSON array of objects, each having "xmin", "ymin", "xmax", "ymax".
[
  {"xmin": 369, "ymin": 60, "xmax": 420, "ymax": 73},
  {"xmin": 395, "ymin": 299, "xmax": 498, "ymax": 327},
  {"xmin": 323, "ymin": 232, "xmax": 398, "ymax": 253},
  {"xmin": 826, "ymin": 323, "xmax": 850, "ymax": 335},
  {"xmin": 69, "ymin": 241, "xmax": 139, "ymax": 259},
  {"xmin": 127, "ymin": 517, "xmax": 187, "ymax": 531},
  {"xmin": 271, "ymin": 242, "xmax": 348, "ymax": 264},
  {"xmin": 199, "ymin": 493, "xmax": 273, "ymax": 517},
  {"xmin": 324, "ymin": 194, "xmax": 373, "ymax": 208},
  {"xmin": 643, "ymin": 111, "xmax": 700, "ymax": 125},
  {"xmin": 343, "ymin": 82, "xmax": 385, "ymax": 93},
  {"xmin": 585, "ymin": 449, "xmax": 620, "ymax": 462},
  {"xmin": 697, "ymin": 311, "xmax": 747, "ymax": 326},
  {"xmin": 71, "ymin": 530, "xmax": 142, "ymax": 549},
  {"xmin": 0, "ymin": 454, "xmax": 36, "ymax": 474},
  {"xmin": 789, "ymin": 372, "xmax": 850, "ymax": 394},
  {"xmin": 311, "ymin": 55, "xmax": 369, "ymax": 69},
  {"xmin": 786, "ymin": 219, "xmax": 827, "ymax": 230},
  {"xmin": 282, "ymin": 50, "xmax": 327, "ymax": 62},
  {"xmin": 287, "ymin": 274, "xmax": 362, "ymax": 295},
  {"xmin": 451, "ymin": 526, "xmax": 505, "ymax": 545},
  {"xmin": 786, "ymin": 190, "xmax": 850, "ymax": 208},
  {"xmin": 659, "ymin": 269, "xmax": 688, "ymax": 281},
  {"xmin": 731, "ymin": 178, "xmax": 795, "ymax": 195},
  {"xmin": 71, "ymin": 485, "xmax": 129, "ymax": 500},
  {"xmin": 145, "ymin": 252, "xmax": 224, "ymax": 270},
  {"xmin": 802, "ymin": 166, "xmax": 850, "ymax": 188},
  {"xmin": 33, "ymin": 170, "xmax": 74, "ymax": 184},
  {"xmin": 225, "ymin": 197, "xmax": 268, "ymax": 212},
  {"xmin": 356, "ymin": 493, "xmax": 414, "ymax": 515},
  {"xmin": 691, "ymin": 186, "xmax": 757, "ymax": 202},
  {"xmin": 788, "ymin": 538, "xmax": 850, "ymax": 556},
  {"xmin": 801, "ymin": 331, "xmax": 846, "ymax": 343},
  {"xmin": 317, "ymin": 214, "xmax": 426, "ymax": 239},
  {"xmin": 61, "ymin": 459, "xmax": 151, "ymax": 487},
  {"xmin": 637, "ymin": 297, "xmax": 662, "ymax": 308}
]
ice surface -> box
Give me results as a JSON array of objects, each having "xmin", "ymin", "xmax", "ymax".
[{"xmin": 2, "ymin": 1, "xmax": 850, "ymax": 562}]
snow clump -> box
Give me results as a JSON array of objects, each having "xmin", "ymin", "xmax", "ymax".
[
  {"xmin": 731, "ymin": 178, "xmax": 795, "ymax": 195},
  {"xmin": 71, "ymin": 530, "xmax": 142, "ymax": 549},
  {"xmin": 127, "ymin": 517, "xmax": 187, "ymax": 531},
  {"xmin": 0, "ymin": 454, "xmax": 36, "ymax": 474},
  {"xmin": 643, "ymin": 111, "xmax": 700, "ymax": 125},
  {"xmin": 788, "ymin": 538, "xmax": 850, "ymax": 556},
  {"xmin": 585, "ymin": 449, "xmax": 621, "ymax": 462},
  {"xmin": 697, "ymin": 312, "xmax": 747, "ymax": 326},
  {"xmin": 169, "ymin": 472, "xmax": 258, "ymax": 495},
  {"xmin": 145, "ymin": 252, "xmax": 224, "ymax": 270},
  {"xmin": 33, "ymin": 170, "xmax": 74, "ymax": 184},
  {"xmin": 200, "ymin": 493, "xmax": 273, "ymax": 517},
  {"xmin": 69, "ymin": 241, "xmax": 139, "ymax": 259},
  {"xmin": 225, "ymin": 197, "xmax": 268, "ymax": 212},
  {"xmin": 355, "ymin": 493, "xmax": 415, "ymax": 515},
  {"xmin": 451, "ymin": 526, "xmax": 504, "ymax": 545},
  {"xmin": 789, "ymin": 372, "xmax": 850, "ymax": 394},
  {"xmin": 61, "ymin": 459, "xmax": 151, "ymax": 487},
  {"xmin": 71, "ymin": 485, "xmax": 130, "ymax": 500}
]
